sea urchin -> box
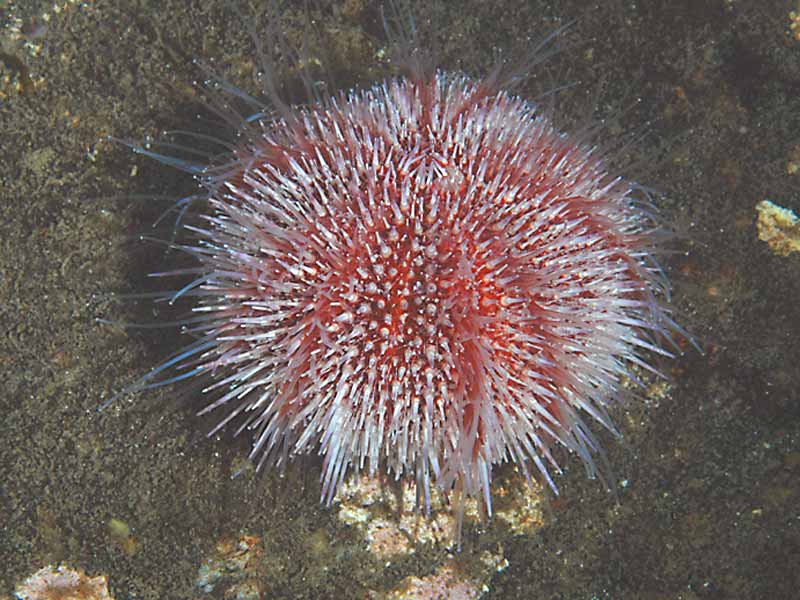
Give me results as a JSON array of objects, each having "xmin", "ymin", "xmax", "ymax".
[{"xmin": 118, "ymin": 51, "xmax": 680, "ymax": 533}]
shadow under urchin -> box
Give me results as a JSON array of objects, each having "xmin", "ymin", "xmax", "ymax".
[{"xmin": 103, "ymin": 0, "xmax": 688, "ymax": 544}]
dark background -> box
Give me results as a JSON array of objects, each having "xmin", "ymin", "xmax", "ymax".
[{"xmin": 1, "ymin": 0, "xmax": 798, "ymax": 598}]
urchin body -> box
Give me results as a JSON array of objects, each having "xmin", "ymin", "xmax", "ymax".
[{"xmin": 166, "ymin": 71, "xmax": 671, "ymax": 516}]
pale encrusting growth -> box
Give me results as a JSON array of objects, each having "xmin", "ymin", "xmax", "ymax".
[{"xmin": 137, "ymin": 70, "xmax": 677, "ymax": 526}]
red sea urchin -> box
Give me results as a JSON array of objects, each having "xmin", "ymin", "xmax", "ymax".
[{"xmin": 114, "ymin": 21, "xmax": 682, "ymax": 539}]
